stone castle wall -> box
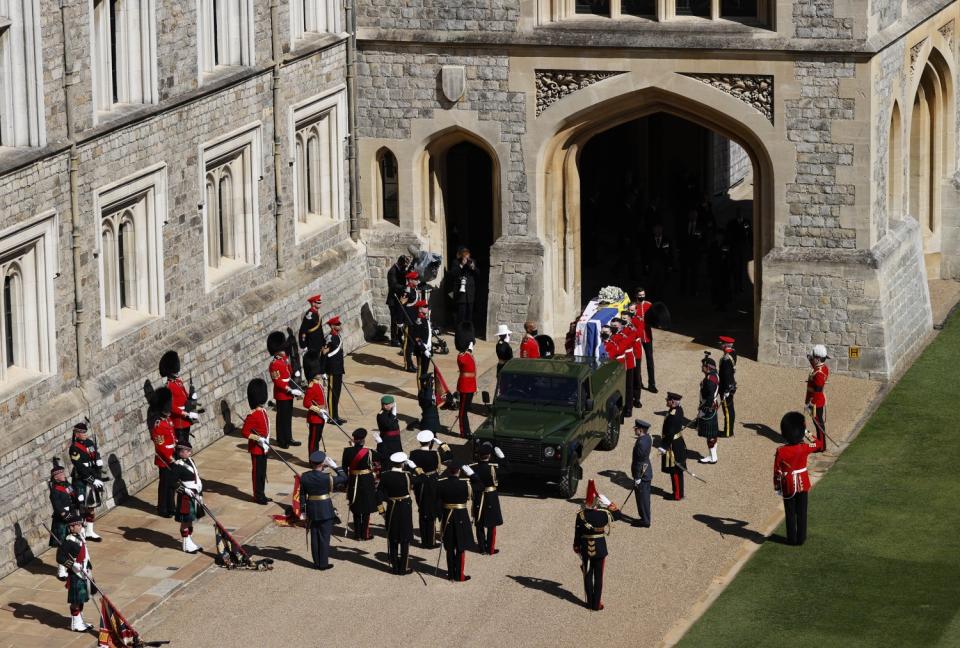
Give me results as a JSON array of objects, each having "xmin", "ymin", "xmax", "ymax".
[{"xmin": 357, "ymin": 0, "xmax": 520, "ymax": 32}]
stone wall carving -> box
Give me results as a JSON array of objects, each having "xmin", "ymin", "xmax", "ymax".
[
  {"xmin": 939, "ymin": 21, "xmax": 954, "ymax": 49},
  {"xmin": 535, "ymin": 70, "xmax": 626, "ymax": 117},
  {"xmin": 910, "ymin": 38, "xmax": 928, "ymax": 70},
  {"xmin": 681, "ymin": 73, "xmax": 774, "ymax": 123}
]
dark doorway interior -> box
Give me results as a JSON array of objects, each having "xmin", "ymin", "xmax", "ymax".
[
  {"xmin": 443, "ymin": 141, "xmax": 494, "ymax": 337},
  {"xmin": 578, "ymin": 113, "xmax": 756, "ymax": 349}
]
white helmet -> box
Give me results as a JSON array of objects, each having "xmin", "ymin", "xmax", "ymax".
[{"xmin": 810, "ymin": 344, "xmax": 829, "ymax": 359}]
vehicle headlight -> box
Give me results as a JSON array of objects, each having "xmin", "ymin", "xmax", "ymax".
[{"xmin": 543, "ymin": 446, "xmax": 555, "ymax": 458}]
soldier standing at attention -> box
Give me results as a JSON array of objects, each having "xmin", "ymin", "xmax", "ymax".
[
  {"xmin": 410, "ymin": 430, "xmax": 451, "ymax": 548},
  {"xmin": 49, "ymin": 463, "xmax": 77, "ymax": 580},
  {"xmin": 375, "ymin": 395, "xmax": 403, "ymax": 463},
  {"xmin": 322, "ymin": 316, "xmax": 346, "ymax": 425},
  {"xmin": 400, "ymin": 271, "xmax": 421, "ymax": 371},
  {"xmin": 469, "ymin": 442, "xmax": 506, "ymax": 554},
  {"xmin": 169, "ymin": 441, "xmax": 204, "ymax": 554},
  {"xmin": 150, "ymin": 387, "xmax": 177, "ymax": 517},
  {"xmin": 298, "ymin": 294, "xmax": 326, "ymax": 356},
  {"xmin": 697, "ymin": 355, "xmax": 721, "ymax": 465},
  {"xmin": 456, "ymin": 323, "xmax": 478, "ymax": 438},
  {"xmin": 520, "ymin": 321, "xmax": 541, "ymax": 358},
  {"xmin": 805, "ymin": 344, "xmax": 830, "ymax": 437},
  {"xmin": 633, "ymin": 288, "xmax": 657, "ymax": 393},
  {"xmin": 495, "ymin": 324, "xmax": 513, "ymax": 377},
  {"xmin": 68, "ymin": 423, "xmax": 105, "ymax": 541},
  {"xmin": 299, "ymin": 451, "xmax": 347, "ymax": 570},
  {"xmin": 437, "ymin": 461, "xmax": 477, "ymax": 581},
  {"xmin": 386, "ymin": 256, "xmax": 409, "ymax": 347},
  {"xmin": 631, "ymin": 419, "xmax": 652, "ymax": 527},
  {"xmin": 56, "ymin": 514, "xmax": 95, "ymax": 632},
  {"xmin": 302, "ymin": 350, "xmax": 327, "ymax": 456},
  {"xmin": 659, "ymin": 392, "xmax": 687, "ymax": 501},
  {"xmin": 342, "ymin": 428, "xmax": 377, "ymax": 541},
  {"xmin": 774, "ymin": 411, "xmax": 826, "ymax": 545},
  {"xmin": 718, "ymin": 336, "xmax": 737, "ymax": 437},
  {"xmin": 408, "ymin": 301, "xmax": 432, "ymax": 382},
  {"xmin": 573, "ymin": 481, "xmax": 616, "ymax": 611},
  {"xmin": 241, "ymin": 379, "xmax": 271, "ymax": 505},
  {"xmin": 610, "ymin": 318, "xmax": 635, "ymax": 417},
  {"xmin": 377, "ymin": 451, "xmax": 424, "ymax": 575},
  {"xmin": 160, "ymin": 350, "xmax": 199, "ymax": 445},
  {"xmin": 268, "ymin": 330, "xmax": 303, "ymax": 449},
  {"xmin": 624, "ymin": 308, "xmax": 644, "ymax": 410}
]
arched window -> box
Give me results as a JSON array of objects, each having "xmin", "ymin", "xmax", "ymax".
[
  {"xmin": 118, "ymin": 213, "xmax": 136, "ymax": 309},
  {"xmin": 205, "ymin": 176, "xmax": 219, "ymax": 267},
  {"xmin": 101, "ymin": 225, "xmax": 119, "ymax": 319},
  {"xmin": 306, "ymin": 130, "xmax": 320, "ymax": 216},
  {"xmin": 376, "ymin": 148, "xmax": 400, "ymax": 225},
  {"xmin": 887, "ymin": 101, "xmax": 902, "ymax": 222},
  {"xmin": 2, "ymin": 265, "xmax": 23, "ymax": 369},
  {"xmin": 218, "ymin": 169, "xmax": 236, "ymax": 258}
]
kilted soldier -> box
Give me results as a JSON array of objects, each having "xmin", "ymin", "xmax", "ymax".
[
  {"xmin": 377, "ymin": 451, "xmax": 424, "ymax": 575},
  {"xmin": 659, "ymin": 392, "xmax": 687, "ymax": 501},
  {"xmin": 69, "ymin": 423, "xmax": 105, "ymax": 541},
  {"xmin": 299, "ymin": 451, "xmax": 347, "ymax": 570},
  {"xmin": 774, "ymin": 411, "xmax": 826, "ymax": 545},
  {"xmin": 437, "ymin": 461, "xmax": 477, "ymax": 581},
  {"xmin": 805, "ymin": 344, "xmax": 830, "ymax": 437},
  {"xmin": 469, "ymin": 442, "xmax": 506, "ymax": 555},
  {"xmin": 342, "ymin": 428, "xmax": 377, "ymax": 541},
  {"xmin": 269, "ymin": 330, "xmax": 303, "ymax": 449},
  {"xmin": 631, "ymin": 419, "xmax": 652, "ymax": 527},
  {"xmin": 400, "ymin": 271, "xmax": 421, "ymax": 371},
  {"xmin": 49, "ymin": 462, "xmax": 77, "ymax": 580},
  {"xmin": 302, "ymin": 350, "xmax": 327, "ymax": 455},
  {"xmin": 455, "ymin": 322, "xmax": 477, "ymax": 438},
  {"xmin": 520, "ymin": 321, "xmax": 540, "ymax": 359},
  {"xmin": 159, "ymin": 350, "xmax": 198, "ymax": 445},
  {"xmin": 375, "ymin": 395, "xmax": 403, "ymax": 463},
  {"xmin": 409, "ymin": 430, "xmax": 451, "ymax": 548},
  {"xmin": 386, "ymin": 255, "xmax": 410, "ymax": 347},
  {"xmin": 573, "ymin": 481, "xmax": 616, "ymax": 611},
  {"xmin": 56, "ymin": 514, "xmax": 95, "ymax": 632},
  {"xmin": 298, "ymin": 294, "xmax": 327, "ymax": 355},
  {"xmin": 241, "ymin": 379, "xmax": 271, "ymax": 505},
  {"xmin": 169, "ymin": 441, "xmax": 204, "ymax": 554},
  {"xmin": 150, "ymin": 388, "xmax": 177, "ymax": 517},
  {"xmin": 718, "ymin": 336, "xmax": 737, "ymax": 437},
  {"xmin": 323, "ymin": 316, "xmax": 346, "ymax": 425},
  {"xmin": 697, "ymin": 354, "xmax": 721, "ymax": 465}
]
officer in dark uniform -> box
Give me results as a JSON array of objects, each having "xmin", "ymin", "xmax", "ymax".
[
  {"xmin": 408, "ymin": 300, "xmax": 432, "ymax": 379},
  {"xmin": 298, "ymin": 294, "xmax": 327, "ymax": 355},
  {"xmin": 69, "ymin": 423, "xmax": 105, "ymax": 542},
  {"xmin": 659, "ymin": 392, "xmax": 687, "ymax": 501},
  {"xmin": 697, "ymin": 354, "xmax": 721, "ymax": 464},
  {"xmin": 386, "ymin": 255, "xmax": 409, "ymax": 347},
  {"xmin": 573, "ymin": 482, "xmax": 616, "ymax": 611},
  {"xmin": 377, "ymin": 451, "xmax": 424, "ymax": 574},
  {"xmin": 322, "ymin": 316, "xmax": 346, "ymax": 425},
  {"xmin": 400, "ymin": 271, "xmax": 421, "ymax": 370},
  {"xmin": 375, "ymin": 395, "xmax": 403, "ymax": 464},
  {"xmin": 469, "ymin": 442, "xmax": 506, "ymax": 555},
  {"xmin": 299, "ymin": 450, "xmax": 347, "ymax": 570},
  {"xmin": 409, "ymin": 430, "xmax": 451, "ymax": 548},
  {"xmin": 341, "ymin": 429, "xmax": 377, "ymax": 540},
  {"xmin": 718, "ymin": 336, "xmax": 737, "ymax": 437},
  {"xmin": 49, "ymin": 462, "xmax": 77, "ymax": 581},
  {"xmin": 631, "ymin": 419, "xmax": 653, "ymax": 527},
  {"xmin": 436, "ymin": 460, "xmax": 477, "ymax": 581}
]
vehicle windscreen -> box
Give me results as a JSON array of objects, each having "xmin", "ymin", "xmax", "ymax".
[{"xmin": 497, "ymin": 374, "xmax": 579, "ymax": 407}]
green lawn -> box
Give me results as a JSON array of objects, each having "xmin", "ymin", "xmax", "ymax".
[{"xmin": 679, "ymin": 314, "xmax": 960, "ymax": 648}]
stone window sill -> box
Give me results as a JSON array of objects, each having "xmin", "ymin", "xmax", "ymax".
[
  {"xmin": 206, "ymin": 256, "xmax": 256, "ymax": 292},
  {"xmin": 0, "ymin": 366, "xmax": 49, "ymax": 406},
  {"xmin": 296, "ymin": 215, "xmax": 342, "ymax": 244},
  {"xmin": 102, "ymin": 308, "xmax": 158, "ymax": 347}
]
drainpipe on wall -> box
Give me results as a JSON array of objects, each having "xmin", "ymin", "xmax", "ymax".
[
  {"xmin": 270, "ymin": 0, "xmax": 285, "ymax": 278},
  {"xmin": 60, "ymin": 0, "xmax": 86, "ymax": 382},
  {"xmin": 344, "ymin": 0, "xmax": 360, "ymax": 241}
]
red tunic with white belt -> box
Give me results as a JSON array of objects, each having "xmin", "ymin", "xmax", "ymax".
[
  {"xmin": 241, "ymin": 408, "xmax": 270, "ymax": 456},
  {"xmin": 805, "ymin": 365, "xmax": 829, "ymax": 408},
  {"xmin": 152, "ymin": 416, "xmax": 176, "ymax": 468},
  {"xmin": 167, "ymin": 377, "xmax": 192, "ymax": 431},
  {"xmin": 270, "ymin": 354, "xmax": 293, "ymax": 402},
  {"xmin": 773, "ymin": 429, "xmax": 826, "ymax": 496},
  {"xmin": 303, "ymin": 380, "xmax": 326, "ymax": 425},
  {"xmin": 457, "ymin": 352, "xmax": 477, "ymax": 394}
]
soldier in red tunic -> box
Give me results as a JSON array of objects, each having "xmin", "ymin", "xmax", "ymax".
[
  {"xmin": 520, "ymin": 320, "xmax": 541, "ymax": 359},
  {"xmin": 302, "ymin": 350, "xmax": 327, "ymax": 455},
  {"xmin": 632, "ymin": 288, "xmax": 657, "ymax": 393},
  {"xmin": 774, "ymin": 411, "xmax": 826, "ymax": 545},
  {"xmin": 601, "ymin": 325, "xmax": 620, "ymax": 362},
  {"xmin": 159, "ymin": 350, "xmax": 198, "ymax": 445},
  {"xmin": 624, "ymin": 308, "xmax": 644, "ymax": 410},
  {"xmin": 242, "ymin": 378, "xmax": 271, "ymax": 505},
  {"xmin": 611, "ymin": 318, "xmax": 635, "ymax": 417},
  {"xmin": 455, "ymin": 322, "xmax": 477, "ymax": 438},
  {"xmin": 805, "ymin": 344, "xmax": 830, "ymax": 437},
  {"xmin": 268, "ymin": 330, "xmax": 303, "ymax": 449},
  {"xmin": 149, "ymin": 387, "xmax": 177, "ymax": 517}
]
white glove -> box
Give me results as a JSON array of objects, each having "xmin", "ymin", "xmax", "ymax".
[
  {"xmin": 259, "ymin": 437, "xmax": 270, "ymax": 451},
  {"xmin": 424, "ymin": 349, "xmax": 432, "ymax": 359},
  {"xmin": 775, "ymin": 490, "xmax": 782, "ymax": 497},
  {"xmin": 635, "ymin": 478, "xmax": 643, "ymax": 485},
  {"xmin": 373, "ymin": 433, "xmax": 383, "ymax": 444},
  {"xmin": 494, "ymin": 447, "xmax": 505, "ymax": 459},
  {"xmin": 319, "ymin": 409, "xmax": 330, "ymax": 421},
  {"xmin": 294, "ymin": 370, "xmax": 301, "ymax": 378},
  {"xmin": 95, "ymin": 459, "xmax": 104, "ymax": 467},
  {"xmin": 598, "ymin": 494, "xmax": 612, "ymax": 507},
  {"xmin": 461, "ymin": 465, "xmax": 475, "ymax": 477},
  {"xmin": 191, "ymin": 391, "xmax": 198, "ymax": 400},
  {"xmin": 324, "ymin": 457, "xmax": 338, "ymax": 469},
  {"xmin": 182, "ymin": 487, "xmax": 196, "ymax": 498},
  {"xmin": 71, "ymin": 562, "xmax": 84, "ymax": 575},
  {"xmin": 77, "ymin": 494, "xmax": 85, "ymax": 503},
  {"xmin": 406, "ymin": 459, "xmax": 417, "ymax": 469},
  {"xmin": 187, "ymin": 411, "xmax": 200, "ymax": 421},
  {"xmin": 93, "ymin": 479, "xmax": 104, "ymax": 489},
  {"xmin": 290, "ymin": 388, "xmax": 304, "ymax": 398},
  {"xmin": 657, "ymin": 447, "xmax": 667, "ymax": 455}
]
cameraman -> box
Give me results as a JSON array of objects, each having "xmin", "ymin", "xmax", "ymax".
[{"xmin": 451, "ymin": 246, "xmax": 477, "ymax": 328}]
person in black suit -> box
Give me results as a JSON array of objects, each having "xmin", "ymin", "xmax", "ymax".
[
  {"xmin": 299, "ymin": 451, "xmax": 347, "ymax": 570},
  {"xmin": 386, "ymin": 255, "xmax": 409, "ymax": 347},
  {"xmin": 450, "ymin": 247, "xmax": 478, "ymax": 329}
]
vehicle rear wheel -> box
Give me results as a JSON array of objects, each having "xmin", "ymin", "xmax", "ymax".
[
  {"xmin": 599, "ymin": 405, "xmax": 621, "ymax": 451},
  {"xmin": 559, "ymin": 460, "xmax": 581, "ymax": 499}
]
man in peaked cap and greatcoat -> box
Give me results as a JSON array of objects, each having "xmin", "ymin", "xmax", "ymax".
[
  {"xmin": 774, "ymin": 411, "xmax": 826, "ymax": 545},
  {"xmin": 436, "ymin": 460, "xmax": 477, "ymax": 581},
  {"xmin": 269, "ymin": 330, "xmax": 303, "ymax": 449},
  {"xmin": 469, "ymin": 442, "xmax": 506, "ymax": 555},
  {"xmin": 377, "ymin": 451, "xmax": 424, "ymax": 575},
  {"xmin": 242, "ymin": 378, "xmax": 271, "ymax": 505},
  {"xmin": 718, "ymin": 336, "xmax": 737, "ymax": 438},
  {"xmin": 631, "ymin": 419, "xmax": 653, "ymax": 527},
  {"xmin": 150, "ymin": 387, "xmax": 177, "ymax": 517},
  {"xmin": 299, "ymin": 294, "xmax": 327, "ymax": 356},
  {"xmin": 400, "ymin": 271, "xmax": 421, "ymax": 371},
  {"xmin": 409, "ymin": 430, "xmax": 451, "ymax": 548},
  {"xmin": 342, "ymin": 428, "xmax": 378, "ymax": 540},
  {"xmin": 322, "ymin": 316, "xmax": 346, "ymax": 425},
  {"xmin": 386, "ymin": 255, "xmax": 410, "ymax": 347},
  {"xmin": 302, "ymin": 350, "xmax": 327, "ymax": 456},
  {"xmin": 659, "ymin": 392, "xmax": 687, "ymax": 501},
  {"xmin": 69, "ymin": 422, "xmax": 105, "ymax": 541},
  {"xmin": 49, "ymin": 462, "xmax": 77, "ymax": 580},
  {"xmin": 574, "ymin": 480, "xmax": 617, "ymax": 610},
  {"xmin": 160, "ymin": 350, "xmax": 198, "ymax": 445},
  {"xmin": 299, "ymin": 450, "xmax": 347, "ymax": 570}
]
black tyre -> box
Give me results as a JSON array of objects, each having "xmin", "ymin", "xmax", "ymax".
[
  {"xmin": 599, "ymin": 407, "xmax": 621, "ymax": 451},
  {"xmin": 559, "ymin": 460, "xmax": 581, "ymax": 499}
]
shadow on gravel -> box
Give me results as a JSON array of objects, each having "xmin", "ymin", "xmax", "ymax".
[
  {"xmin": 692, "ymin": 514, "xmax": 766, "ymax": 544},
  {"xmin": 116, "ymin": 525, "xmax": 181, "ymax": 550},
  {"xmin": 246, "ymin": 544, "xmax": 314, "ymax": 569},
  {"xmin": 6, "ymin": 602, "xmax": 69, "ymax": 630},
  {"xmin": 355, "ymin": 381, "xmax": 418, "ymax": 402},
  {"xmin": 330, "ymin": 545, "xmax": 393, "ymax": 574},
  {"xmin": 742, "ymin": 422, "xmax": 782, "ymax": 443},
  {"xmin": 202, "ymin": 479, "xmax": 254, "ymax": 503},
  {"xmin": 507, "ymin": 575, "xmax": 582, "ymax": 606},
  {"xmin": 351, "ymin": 352, "xmax": 405, "ymax": 371}
]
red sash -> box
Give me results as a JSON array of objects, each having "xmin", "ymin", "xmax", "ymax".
[
  {"xmin": 54, "ymin": 484, "xmax": 74, "ymax": 496},
  {"xmin": 349, "ymin": 447, "xmax": 370, "ymax": 471},
  {"xmin": 72, "ymin": 441, "xmax": 97, "ymax": 459}
]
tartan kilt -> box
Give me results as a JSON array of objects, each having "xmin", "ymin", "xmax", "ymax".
[
  {"xmin": 66, "ymin": 574, "xmax": 89, "ymax": 604},
  {"xmin": 174, "ymin": 492, "xmax": 205, "ymax": 523},
  {"xmin": 73, "ymin": 479, "xmax": 103, "ymax": 508},
  {"xmin": 49, "ymin": 518, "xmax": 68, "ymax": 548},
  {"xmin": 697, "ymin": 410, "xmax": 720, "ymax": 438}
]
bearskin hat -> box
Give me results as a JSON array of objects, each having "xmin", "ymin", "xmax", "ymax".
[
  {"xmin": 158, "ymin": 350, "xmax": 180, "ymax": 378},
  {"xmin": 780, "ymin": 411, "xmax": 807, "ymax": 445},
  {"xmin": 536, "ymin": 334, "xmax": 555, "ymax": 358},
  {"xmin": 454, "ymin": 321, "xmax": 475, "ymax": 353},
  {"xmin": 247, "ymin": 378, "xmax": 268, "ymax": 409},
  {"xmin": 266, "ymin": 331, "xmax": 287, "ymax": 355},
  {"xmin": 151, "ymin": 386, "xmax": 173, "ymax": 414},
  {"xmin": 648, "ymin": 302, "xmax": 672, "ymax": 329},
  {"xmin": 302, "ymin": 350, "xmax": 323, "ymax": 380}
]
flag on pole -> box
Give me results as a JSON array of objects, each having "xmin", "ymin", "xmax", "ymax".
[
  {"xmin": 434, "ymin": 365, "xmax": 452, "ymax": 407},
  {"xmin": 291, "ymin": 474, "xmax": 302, "ymax": 520},
  {"xmin": 98, "ymin": 596, "xmax": 140, "ymax": 647},
  {"xmin": 214, "ymin": 519, "xmax": 248, "ymax": 568}
]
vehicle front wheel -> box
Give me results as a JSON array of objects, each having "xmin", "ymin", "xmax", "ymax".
[
  {"xmin": 599, "ymin": 405, "xmax": 621, "ymax": 451},
  {"xmin": 559, "ymin": 460, "xmax": 581, "ymax": 499}
]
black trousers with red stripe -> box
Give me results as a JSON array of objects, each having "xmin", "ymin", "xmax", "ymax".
[
  {"xmin": 475, "ymin": 524, "xmax": 498, "ymax": 554},
  {"xmin": 459, "ymin": 391, "xmax": 474, "ymax": 437},
  {"xmin": 581, "ymin": 556, "xmax": 605, "ymax": 610},
  {"xmin": 670, "ymin": 470, "xmax": 685, "ymax": 500},
  {"xmin": 251, "ymin": 455, "xmax": 267, "ymax": 501}
]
